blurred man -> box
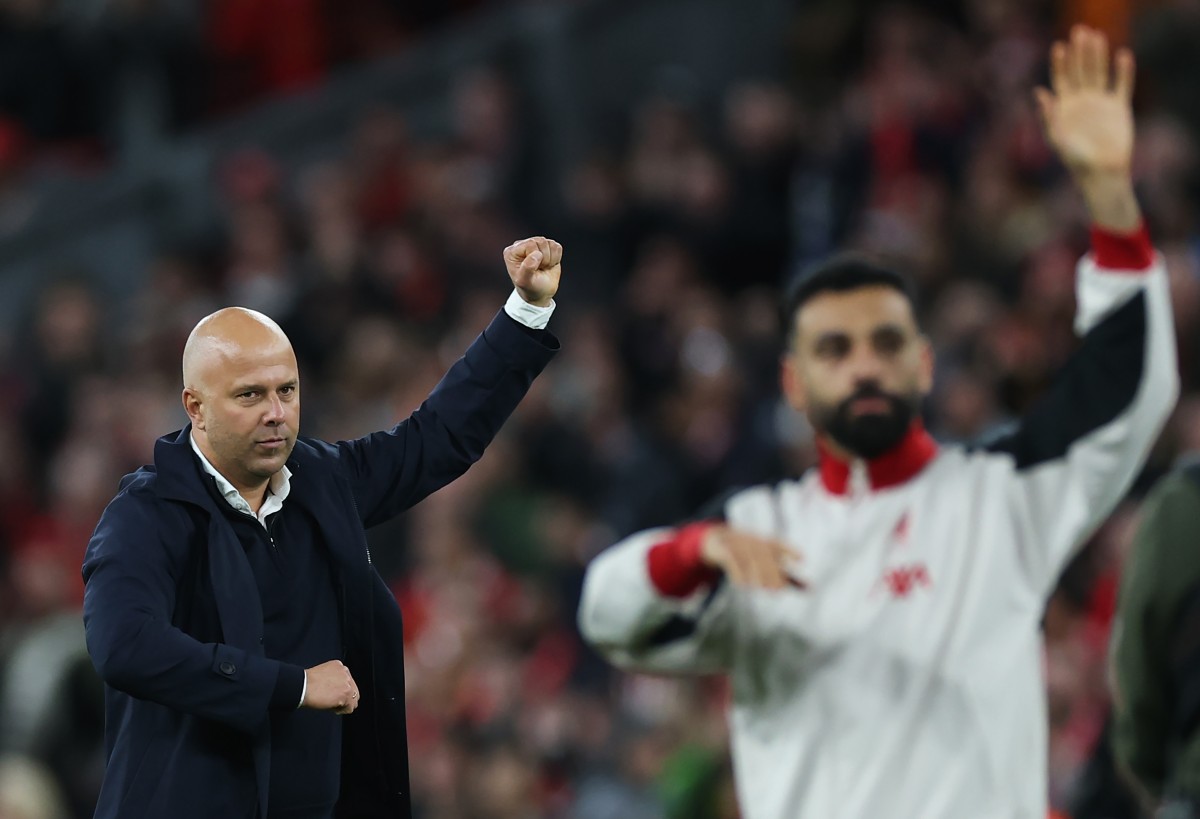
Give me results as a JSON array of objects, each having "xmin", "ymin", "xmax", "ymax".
[
  {"xmin": 82, "ymin": 238, "xmax": 562, "ymax": 819},
  {"xmin": 579, "ymin": 27, "xmax": 1178, "ymax": 819},
  {"xmin": 1113, "ymin": 462, "xmax": 1200, "ymax": 817}
]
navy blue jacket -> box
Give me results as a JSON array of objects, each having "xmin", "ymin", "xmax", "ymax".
[{"xmin": 82, "ymin": 312, "xmax": 558, "ymax": 818}]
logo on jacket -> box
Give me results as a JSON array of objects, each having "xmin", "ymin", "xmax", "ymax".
[{"xmin": 876, "ymin": 563, "xmax": 931, "ymax": 599}]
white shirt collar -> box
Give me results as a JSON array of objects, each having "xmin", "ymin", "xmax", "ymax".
[{"xmin": 189, "ymin": 431, "xmax": 291, "ymax": 527}]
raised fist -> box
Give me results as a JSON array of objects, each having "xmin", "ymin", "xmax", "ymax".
[{"xmin": 504, "ymin": 236, "xmax": 562, "ymax": 307}]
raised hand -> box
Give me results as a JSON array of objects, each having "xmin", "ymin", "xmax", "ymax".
[
  {"xmin": 700, "ymin": 525, "xmax": 806, "ymax": 591},
  {"xmin": 302, "ymin": 660, "xmax": 360, "ymax": 716},
  {"xmin": 503, "ymin": 236, "xmax": 562, "ymax": 307},
  {"xmin": 1035, "ymin": 25, "xmax": 1134, "ymax": 176},
  {"xmin": 1034, "ymin": 25, "xmax": 1141, "ymax": 231}
]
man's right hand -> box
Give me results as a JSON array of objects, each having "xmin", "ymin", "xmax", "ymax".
[
  {"xmin": 302, "ymin": 660, "xmax": 360, "ymax": 715},
  {"xmin": 699, "ymin": 525, "xmax": 805, "ymax": 590}
]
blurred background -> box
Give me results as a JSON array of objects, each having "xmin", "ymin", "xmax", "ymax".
[{"xmin": 0, "ymin": 0, "xmax": 1196, "ymax": 817}]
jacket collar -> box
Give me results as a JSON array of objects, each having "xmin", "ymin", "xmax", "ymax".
[
  {"xmin": 152, "ymin": 426, "xmax": 313, "ymax": 509},
  {"xmin": 817, "ymin": 421, "xmax": 938, "ymax": 496},
  {"xmin": 151, "ymin": 427, "xmax": 217, "ymax": 506},
  {"xmin": 188, "ymin": 432, "xmax": 291, "ymax": 520}
]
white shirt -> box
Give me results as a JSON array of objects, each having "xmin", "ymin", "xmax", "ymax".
[{"xmin": 189, "ymin": 434, "xmax": 291, "ymax": 527}]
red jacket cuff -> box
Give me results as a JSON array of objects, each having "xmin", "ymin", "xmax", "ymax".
[
  {"xmin": 646, "ymin": 522, "xmax": 721, "ymax": 597},
  {"xmin": 1090, "ymin": 222, "xmax": 1154, "ymax": 272}
]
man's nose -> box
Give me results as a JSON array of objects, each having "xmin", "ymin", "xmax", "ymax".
[
  {"xmin": 263, "ymin": 394, "xmax": 286, "ymax": 424},
  {"xmin": 847, "ymin": 345, "xmax": 887, "ymax": 383}
]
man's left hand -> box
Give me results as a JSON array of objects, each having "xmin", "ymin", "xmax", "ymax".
[
  {"xmin": 1036, "ymin": 25, "xmax": 1134, "ymax": 177},
  {"xmin": 1035, "ymin": 25, "xmax": 1141, "ymax": 232},
  {"xmin": 504, "ymin": 236, "xmax": 562, "ymax": 307}
]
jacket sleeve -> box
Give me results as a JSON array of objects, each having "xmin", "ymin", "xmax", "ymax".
[
  {"xmin": 578, "ymin": 522, "xmax": 737, "ymax": 675},
  {"xmin": 983, "ymin": 227, "xmax": 1179, "ymax": 596},
  {"xmin": 334, "ymin": 311, "xmax": 558, "ymax": 529},
  {"xmin": 1112, "ymin": 469, "xmax": 1200, "ymax": 800},
  {"xmin": 82, "ymin": 491, "xmax": 303, "ymax": 733}
]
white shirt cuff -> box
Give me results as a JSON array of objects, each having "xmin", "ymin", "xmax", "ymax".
[
  {"xmin": 298, "ymin": 672, "xmax": 307, "ymax": 709},
  {"xmin": 504, "ymin": 289, "xmax": 555, "ymax": 330}
]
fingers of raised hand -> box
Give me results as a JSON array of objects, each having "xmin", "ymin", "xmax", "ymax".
[
  {"xmin": 530, "ymin": 237, "xmax": 562, "ymax": 268},
  {"xmin": 1113, "ymin": 47, "xmax": 1135, "ymax": 103},
  {"xmin": 506, "ymin": 237, "xmax": 562, "ymax": 272},
  {"xmin": 1050, "ymin": 41, "xmax": 1070, "ymax": 95},
  {"xmin": 1051, "ymin": 25, "xmax": 1131, "ymax": 97},
  {"xmin": 522, "ymin": 249, "xmax": 543, "ymax": 274},
  {"xmin": 1075, "ymin": 25, "xmax": 1107, "ymax": 90},
  {"xmin": 505, "ymin": 239, "xmax": 538, "ymax": 270}
]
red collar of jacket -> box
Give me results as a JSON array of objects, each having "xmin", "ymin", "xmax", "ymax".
[{"xmin": 817, "ymin": 421, "xmax": 939, "ymax": 495}]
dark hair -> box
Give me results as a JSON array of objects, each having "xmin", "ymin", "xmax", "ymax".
[{"xmin": 781, "ymin": 254, "xmax": 918, "ymax": 345}]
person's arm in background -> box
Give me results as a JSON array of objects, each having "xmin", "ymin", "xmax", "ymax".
[
  {"xmin": 578, "ymin": 488, "xmax": 802, "ymax": 674},
  {"xmin": 334, "ymin": 237, "xmax": 562, "ymax": 528},
  {"xmin": 983, "ymin": 26, "xmax": 1179, "ymax": 596},
  {"xmin": 1113, "ymin": 467, "xmax": 1200, "ymax": 809}
]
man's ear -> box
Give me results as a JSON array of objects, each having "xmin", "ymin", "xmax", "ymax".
[
  {"xmin": 781, "ymin": 354, "xmax": 808, "ymax": 413},
  {"xmin": 182, "ymin": 388, "xmax": 205, "ymax": 430}
]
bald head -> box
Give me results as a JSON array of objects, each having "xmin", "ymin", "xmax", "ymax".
[
  {"xmin": 181, "ymin": 307, "xmax": 300, "ymax": 501},
  {"xmin": 183, "ymin": 307, "xmax": 292, "ymax": 393}
]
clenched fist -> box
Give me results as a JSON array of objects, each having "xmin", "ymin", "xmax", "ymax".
[
  {"xmin": 302, "ymin": 660, "xmax": 360, "ymax": 716},
  {"xmin": 504, "ymin": 236, "xmax": 562, "ymax": 307}
]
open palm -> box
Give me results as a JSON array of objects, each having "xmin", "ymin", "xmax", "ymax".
[{"xmin": 1035, "ymin": 26, "xmax": 1135, "ymax": 175}]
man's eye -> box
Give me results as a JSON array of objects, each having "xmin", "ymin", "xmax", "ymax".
[
  {"xmin": 280, "ymin": 386, "xmax": 294, "ymax": 395},
  {"xmin": 875, "ymin": 333, "xmax": 905, "ymax": 354},
  {"xmin": 816, "ymin": 340, "xmax": 849, "ymax": 358},
  {"xmin": 239, "ymin": 392, "xmax": 257, "ymax": 400}
]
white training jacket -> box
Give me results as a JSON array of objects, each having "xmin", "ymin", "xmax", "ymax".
[{"xmin": 579, "ymin": 236, "xmax": 1179, "ymax": 819}]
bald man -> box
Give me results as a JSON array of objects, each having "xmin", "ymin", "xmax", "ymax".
[{"xmin": 82, "ymin": 238, "xmax": 563, "ymax": 819}]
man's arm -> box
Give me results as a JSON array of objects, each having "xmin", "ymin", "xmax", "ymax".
[
  {"xmin": 579, "ymin": 488, "xmax": 801, "ymax": 674},
  {"xmin": 335, "ymin": 238, "xmax": 561, "ymax": 528},
  {"xmin": 984, "ymin": 225, "xmax": 1176, "ymax": 592},
  {"xmin": 579, "ymin": 524, "xmax": 738, "ymax": 675},
  {"xmin": 984, "ymin": 27, "xmax": 1179, "ymax": 593},
  {"xmin": 82, "ymin": 493, "xmax": 304, "ymax": 732}
]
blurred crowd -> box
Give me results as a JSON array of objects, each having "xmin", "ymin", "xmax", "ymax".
[
  {"xmin": 0, "ymin": 0, "xmax": 495, "ymax": 165},
  {"xmin": 2, "ymin": 1, "xmax": 1200, "ymax": 818}
]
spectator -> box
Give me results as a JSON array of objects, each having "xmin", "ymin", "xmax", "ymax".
[{"xmin": 1112, "ymin": 463, "xmax": 1200, "ymax": 816}]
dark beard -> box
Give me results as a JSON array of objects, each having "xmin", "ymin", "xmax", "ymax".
[{"xmin": 813, "ymin": 384, "xmax": 919, "ymax": 460}]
